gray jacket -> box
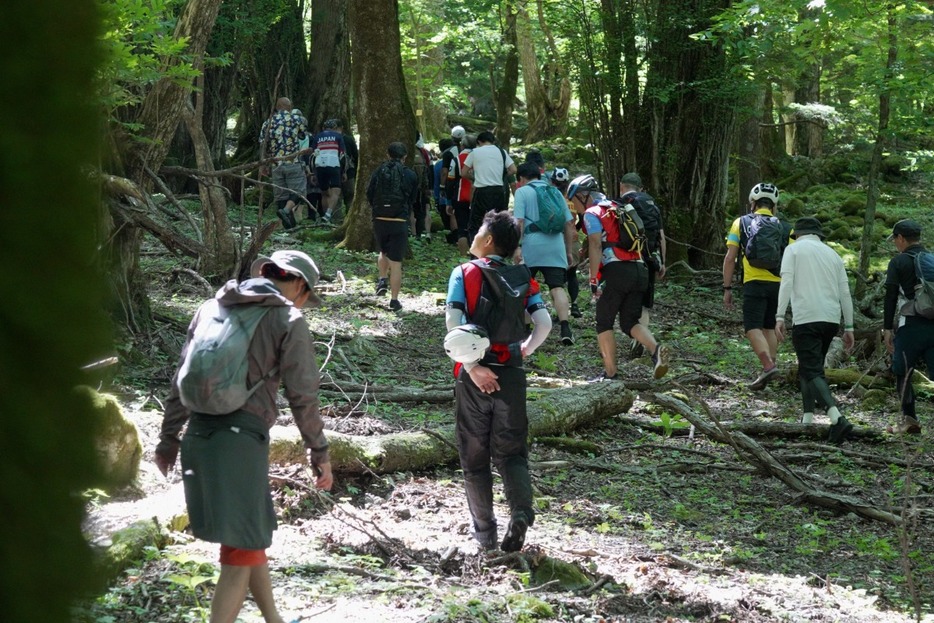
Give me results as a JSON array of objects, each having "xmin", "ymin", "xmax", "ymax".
[{"xmin": 160, "ymin": 278, "xmax": 329, "ymax": 466}]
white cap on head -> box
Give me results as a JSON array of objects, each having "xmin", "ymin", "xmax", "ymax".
[{"xmin": 451, "ymin": 125, "xmax": 466, "ymax": 140}]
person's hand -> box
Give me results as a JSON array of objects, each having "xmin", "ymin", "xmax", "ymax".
[
  {"xmin": 723, "ymin": 289, "xmax": 733, "ymax": 310},
  {"xmin": 514, "ymin": 249, "xmax": 524, "ymax": 264},
  {"xmin": 590, "ymin": 278, "xmax": 601, "ymax": 302},
  {"xmin": 446, "ymin": 205, "xmax": 454, "ymax": 216},
  {"xmin": 468, "ymin": 365, "xmax": 500, "ymax": 394},
  {"xmin": 775, "ymin": 319, "xmax": 786, "ymax": 343},
  {"xmin": 883, "ymin": 329, "xmax": 894, "ymax": 354},
  {"xmin": 843, "ymin": 330, "xmax": 855, "ymax": 352},
  {"xmin": 657, "ymin": 264, "xmax": 667, "ymax": 280},
  {"xmin": 154, "ymin": 439, "xmax": 178, "ymax": 477},
  {"xmin": 566, "ymin": 251, "xmax": 576, "ymax": 267},
  {"xmin": 312, "ymin": 462, "xmax": 334, "ymax": 491}
]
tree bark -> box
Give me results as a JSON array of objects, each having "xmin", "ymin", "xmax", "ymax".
[
  {"xmin": 305, "ymin": 0, "xmax": 351, "ymax": 132},
  {"xmin": 269, "ymin": 382, "xmax": 635, "ymax": 473},
  {"xmin": 515, "ymin": 0, "xmax": 569, "ymax": 142},
  {"xmin": 493, "ymin": 1, "xmax": 520, "ymax": 147},
  {"xmin": 342, "ymin": 0, "xmax": 417, "ymax": 252}
]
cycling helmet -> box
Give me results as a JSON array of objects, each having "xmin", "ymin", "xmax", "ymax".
[
  {"xmin": 748, "ymin": 182, "xmax": 779, "ymax": 205},
  {"xmin": 451, "ymin": 125, "xmax": 466, "ymax": 140},
  {"xmin": 552, "ymin": 167, "xmax": 569, "ymax": 183},
  {"xmin": 566, "ymin": 174, "xmax": 598, "ymax": 199},
  {"xmin": 444, "ymin": 324, "xmax": 490, "ymax": 364}
]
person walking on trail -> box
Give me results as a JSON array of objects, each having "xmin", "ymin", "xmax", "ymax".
[
  {"xmin": 155, "ymin": 250, "xmax": 332, "ymax": 623},
  {"xmin": 883, "ymin": 219, "xmax": 934, "ymax": 436},
  {"xmin": 568, "ymin": 174, "xmax": 671, "ymax": 382},
  {"xmin": 259, "ymin": 98, "xmax": 307, "ymax": 230},
  {"xmin": 440, "ymin": 125, "xmax": 465, "ymax": 208},
  {"xmin": 311, "ymin": 118, "xmax": 347, "ymax": 223},
  {"xmin": 462, "ymin": 130, "xmax": 517, "ymax": 243},
  {"xmin": 333, "ymin": 119, "xmax": 358, "ymax": 214},
  {"xmin": 411, "ymin": 131, "xmax": 434, "ymax": 241},
  {"xmin": 434, "ymin": 138, "xmax": 458, "ymax": 243},
  {"xmin": 722, "ymin": 182, "xmax": 791, "ymax": 390},
  {"xmin": 513, "ymin": 162, "xmax": 577, "ymax": 345},
  {"xmin": 444, "ymin": 210, "xmax": 552, "ymax": 552},
  {"xmin": 774, "ymin": 217, "xmax": 855, "ymax": 444},
  {"xmin": 367, "ymin": 141, "xmax": 418, "ymax": 312},
  {"xmin": 616, "ymin": 172, "xmax": 667, "ymax": 358},
  {"xmin": 550, "ymin": 167, "xmax": 583, "ymax": 319},
  {"xmin": 450, "ymin": 134, "xmax": 478, "ymax": 255}
]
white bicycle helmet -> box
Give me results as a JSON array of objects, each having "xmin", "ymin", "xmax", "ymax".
[
  {"xmin": 566, "ymin": 174, "xmax": 599, "ymax": 199},
  {"xmin": 552, "ymin": 167, "xmax": 569, "ymax": 183},
  {"xmin": 444, "ymin": 324, "xmax": 490, "ymax": 364},
  {"xmin": 748, "ymin": 182, "xmax": 779, "ymax": 205},
  {"xmin": 451, "ymin": 125, "xmax": 466, "ymax": 140}
]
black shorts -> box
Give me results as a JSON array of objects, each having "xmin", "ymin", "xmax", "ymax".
[
  {"xmin": 742, "ymin": 280, "xmax": 780, "ymax": 332},
  {"xmin": 528, "ymin": 266, "xmax": 567, "ymax": 290},
  {"xmin": 315, "ymin": 166, "xmax": 342, "ymax": 191},
  {"xmin": 595, "ymin": 261, "xmax": 648, "ymax": 336},
  {"xmin": 373, "ymin": 219, "xmax": 408, "ymax": 262}
]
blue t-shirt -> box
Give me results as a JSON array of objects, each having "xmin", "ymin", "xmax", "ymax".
[
  {"xmin": 433, "ymin": 159, "xmax": 448, "ymax": 207},
  {"xmin": 583, "ymin": 208, "xmax": 624, "ymax": 265},
  {"xmin": 514, "ymin": 180, "xmax": 574, "ymax": 269}
]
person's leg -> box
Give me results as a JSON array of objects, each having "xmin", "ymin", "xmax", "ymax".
[
  {"xmin": 793, "ymin": 322, "xmax": 833, "ymax": 419},
  {"xmin": 892, "ymin": 326, "xmax": 919, "ymax": 421},
  {"xmin": 551, "ymin": 286, "xmax": 570, "ymax": 322},
  {"xmin": 746, "ymin": 329, "xmax": 775, "ymax": 369},
  {"xmin": 630, "ymin": 323, "xmax": 657, "ymax": 357},
  {"xmin": 454, "ymin": 370, "xmax": 497, "ymax": 547},
  {"xmin": 377, "ymin": 252, "xmax": 390, "ymax": 281},
  {"xmin": 566, "ymin": 266, "xmax": 581, "ymax": 315},
  {"xmin": 489, "ymin": 368, "xmax": 533, "ymax": 523},
  {"xmin": 388, "ymin": 259, "xmax": 403, "ymax": 300},
  {"xmin": 325, "ymin": 187, "xmax": 341, "ymax": 219},
  {"xmin": 248, "ymin": 563, "xmax": 287, "ymax": 623},
  {"xmin": 597, "ymin": 330, "xmax": 617, "ymax": 377},
  {"xmin": 210, "ymin": 564, "xmax": 251, "ymax": 623}
]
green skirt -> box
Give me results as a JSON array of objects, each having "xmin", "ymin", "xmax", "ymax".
[{"xmin": 180, "ymin": 411, "xmax": 276, "ymax": 550}]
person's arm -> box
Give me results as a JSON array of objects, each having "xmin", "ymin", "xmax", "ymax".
[
  {"xmin": 564, "ymin": 218, "xmax": 577, "ymax": 267},
  {"xmin": 774, "ymin": 248, "xmax": 794, "ymax": 343},
  {"xmin": 722, "ymin": 244, "xmax": 739, "ymax": 310},
  {"xmin": 521, "ymin": 307, "xmax": 552, "ymax": 357},
  {"xmin": 587, "ymin": 231, "xmax": 603, "ymax": 295},
  {"xmin": 882, "ymin": 257, "xmax": 902, "ymax": 353},
  {"xmin": 657, "ymin": 227, "xmax": 667, "ymax": 278}
]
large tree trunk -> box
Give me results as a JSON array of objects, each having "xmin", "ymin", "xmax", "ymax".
[
  {"xmin": 515, "ymin": 0, "xmax": 569, "ymax": 142},
  {"xmin": 736, "ymin": 86, "xmax": 763, "ymax": 211},
  {"xmin": 642, "ymin": 0, "xmax": 737, "ymax": 268},
  {"xmin": 305, "ymin": 0, "xmax": 351, "ymax": 132},
  {"xmin": 342, "ymin": 0, "xmax": 417, "ymax": 252},
  {"xmin": 792, "ymin": 63, "xmax": 824, "ymax": 158},
  {"xmin": 493, "ymin": 1, "xmax": 520, "ymax": 147},
  {"xmin": 270, "ymin": 382, "xmax": 636, "ymax": 473}
]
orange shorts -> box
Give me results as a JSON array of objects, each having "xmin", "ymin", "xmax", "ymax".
[{"xmin": 219, "ymin": 544, "xmax": 267, "ymax": 567}]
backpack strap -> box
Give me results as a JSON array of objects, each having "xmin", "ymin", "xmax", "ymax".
[{"xmin": 461, "ymin": 260, "xmax": 485, "ymax": 318}]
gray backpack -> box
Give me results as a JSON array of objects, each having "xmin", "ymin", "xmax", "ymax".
[{"xmin": 177, "ymin": 300, "xmax": 278, "ymax": 415}]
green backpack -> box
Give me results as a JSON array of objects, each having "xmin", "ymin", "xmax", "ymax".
[{"xmin": 529, "ymin": 182, "xmax": 568, "ymax": 234}]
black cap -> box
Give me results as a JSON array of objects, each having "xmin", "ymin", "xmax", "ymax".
[
  {"xmin": 793, "ymin": 217, "xmax": 825, "ymax": 239},
  {"xmin": 887, "ymin": 219, "xmax": 922, "ymax": 241},
  {"xmin": 620, "ymin": 172, "xmax": 642, "ymax": 187},
  {"xmin": 387, "ymin": 142, "xmax": 407, "ymax": 159}
]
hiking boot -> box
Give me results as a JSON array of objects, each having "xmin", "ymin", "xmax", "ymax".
[
  {"xmin": 500, "ymin": 516, "xmax": 529, "ymax": 553},
  {"xmin": 588, "ymin": 371, "xmax": 618, "ymax": 383},
  {"xmin": 894, "ymin": 416, "xmax": 922, "ymax": 435},
  {"xmin": 560, "ymin": 322, "xmax": 574, "ymax": 345},
  {"xmin": 570, "ymin": 302, "xmax": 582, "ymax": 318},
  {"xmin": 389, "ymin": 299, "xmax": 402, "ymax": 312},
  {"xmin": 652, "ymin": 343, "xmax": 670, "ymax": 379},
  {"xmin": 375, "ymin": 278, "xmax": 388, "ymax": 296},
  {"xmin": 277, "ymin": 207, "xmax": 295, "ymax": 229},
  {"xmin": 749, "ymin": 366, "xmax": 779, "ymax": 391},
  {"xmin": 630, "ymin": 339, "xmax": 645, "ymax": 358},
  {"xmin": 827, "ymin": 415, "xmax": 854, "ymax": 445},
  {"xmin": 421, "ymin": 233, "xmax": 432, "ymax": 243}
]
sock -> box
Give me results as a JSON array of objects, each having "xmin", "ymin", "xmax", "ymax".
[
  {"xmin": 801, "ymin": 412, "xmax": 814, "ymax": 424},
  {"xmin": 827, "ymin": 406, "xmax": 841, "ymax": 425},
  {"xmin": 560, "ymin": 320, "xmax": 569, "ymax": 328}
]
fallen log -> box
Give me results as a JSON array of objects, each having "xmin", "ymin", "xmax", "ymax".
[
  {"xmin": 615, "ymin": 413, "xmax": 885, "ymax": 441},
  {"xmin": 649, "ymin": 393, "xmax": 902, "ymax": 525},
  {"xmin": 271, "ymin": 381, "xmax": 634, "ymax": 474}
]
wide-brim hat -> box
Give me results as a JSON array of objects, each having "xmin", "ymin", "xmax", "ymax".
[
  {"xmin": 250, "ymin": 250, "xmax": 322, "ymax": 307},
  {"xmin": 793, "ymin": 217, "xmax": 825, "ymax": 239},
  {"xmin": 887, "ymin": 219, "xmax": 922, "ymax": 241}
]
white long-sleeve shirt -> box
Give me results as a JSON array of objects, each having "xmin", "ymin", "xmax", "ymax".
[{"xmin": 776, "ymin": 234, "xmax": 854, "ymax": 328}]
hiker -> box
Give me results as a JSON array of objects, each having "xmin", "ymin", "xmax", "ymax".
[
  {"xmin": 569, "ymin": 174, "xmax": 670, "ymax": 381},
  {"xmin": 513, "ymin": 162, "xmax": 577, "ymax": 345},
  {"xmin": 311, "ymin": 118, "xmax": 347, "ymax": 223},
  {"xmin": 434, "ymin": 138, "xmax": 457, "ymax": 243},
  {"xmin": 411, "ymin": 131, "xmax": 434, "ymax": 241},
  {"xmin": 450, "ymin": 134, "xmax": 478, "ymax": 255},
  {"xmin": 367, "ymin": 141, "xmax": 418, "ymax": 312},
  {"xmin": 440, "ymin": 125, "xmax": 465, "ymax": 208},
  {"xmin": 444, "ymin": 210, "xmax": 552, "ymax": 552},
  {"xmin": 774, "ymin": 217, "xmax": 855, "ymax": 443},
  {"xmin": 259, "ymin": 98, "xmax": 307, "ymax": 230},
  {"xmin": 883, "ymin": 219, "xmax": 934, "ymax": 435},
  {"xmin": 462, "ymin": 130, "xmax": 516, "ymax": 243},
  {"xmin": 617, "ymin": 172, "xmax": 666, "ymax": 357},
  {"xmin": 722, "ymin": 182, "xmax": 790, "ymax": 390},
  {"xmin": 550, "ymin": 168, "xmax": 583, "ymax": 318},
  {"xmin": 154, "ymin": 250, "xmax": 332, "ymax": 623},
  {"xmin": 334, "ymin": 119, "xmax": 358, "ymax": 213}
]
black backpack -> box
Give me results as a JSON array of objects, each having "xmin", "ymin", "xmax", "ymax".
[
  {"xmin": 371, "ymin": 160, "xmax": 407, "ymax": 218},
  {"xmin": 462, "ymin": 260, "xmax": 531, "ymax": 361},
  {"xmin": 620, "ymin": 192, "xmax": 662, "ymax": 254},
  {"xmin": 740, "ymin": 213, "xmax": 787, "ymax": 272}
]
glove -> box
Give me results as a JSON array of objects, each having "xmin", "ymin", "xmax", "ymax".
[
  {"xmin": 590, "ymin": 278, "xmax": 599, "ymax": 295},
  {"xmin": 154, "ymin": 438, "xmax": 179, "ymax": 477}
]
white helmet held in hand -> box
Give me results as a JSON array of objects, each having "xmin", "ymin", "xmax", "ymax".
[
  {"xmin": 748, "ymin": 182, "xmax": 779, "ymax": 205},
  {"xmin": 444, "ymin": 324, "xmax": 490, "ymax": 364}
]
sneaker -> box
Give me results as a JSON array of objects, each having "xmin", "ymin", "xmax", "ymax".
[
  {"xmin": 277, "ymin": 207, "xmax": 295, "ymax": 230},
  {"xmin": 389, "ymin": 299, "xmax": 402, "ymax": 312},
  {"xmin": 652, "ymin": 343, "xmax": 670, "ymax": 379},
  {"xmin": 630, "ymin": 339, "xmax": 645, "ymax": 358},
  {"xmin": 421, "ymin": 233, "xmax": 432, "ymax": 243},
  {"xmin": 570, "ymin": 302, "xmax": 582, "ymax": 318},
  {"xmin": 827, "ymin": 415, "xmax": 854, "ymax": 445},
  {"xmin": 500, "ymin": 516, "xmax": 529, "ymax": 553},
  {"xmin": 322, "ymin": 212, "xmax": 332, "ymax": 224},
  {"xmin": 588, "ymin": 371, "xmax": 618, "ymax": 383},
  {"xmin": 894, "ymin": 416, "xmax": 922, "ymax": 435},
  {"xmin": 748, "ymin": 366, "xmax": 779, "ymax": 391},
  {"xmin": 375, "ymin": 278, "xmax": 388, "ymax": 296},
  {"xmin": 560, "ymin": 323, "xmax": 574, "ymax": 345}
]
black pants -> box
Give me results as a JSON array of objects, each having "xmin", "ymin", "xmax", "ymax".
[
  {"xmin": 892, "ymin": 317, "xmax": 934, "ymax": 420},
  {"xmin": 467, "ymin": 186, "xmax": 509, "ymax": 243},
  {"xmin": 454, "ymin": 365, "xmax": 533, "ymax": 544},
  {"xmin": 791, "ymin": 321, "xmax": 839, "ymax": 413}
]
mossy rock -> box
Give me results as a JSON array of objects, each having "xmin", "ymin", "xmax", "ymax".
[
  {"xmin": 840, "ymin": 195, "xmax": 864, "ymax": 216},
  {"xmin": 861, "ymin": 389, "xmax": 888, "ymax": 410},
  {"xmin": 75, "ymin": 385, "xmax": 142, "ymax": 492},
  {"xmin": 531, "ymin": 556, "xmax": 593, "ymax": 590},
  {"xmin": 829, "ymin": 226, "xmax": 851, "ymax": 241},
  {"xmin": 881, "ymin": 154, "xmax": 908, "ymax": 179},
  {"xmin": 95, "ymin": 519, "xmax": 167, "ymax": 582},
  {"xmin": 784, "ymin": 197, "xmax": 805, "ymax": 218}
]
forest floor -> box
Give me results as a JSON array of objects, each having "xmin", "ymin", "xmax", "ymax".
[{"xmin": 79, "ymin": 217, "xmax": 933, "ymax": 623}]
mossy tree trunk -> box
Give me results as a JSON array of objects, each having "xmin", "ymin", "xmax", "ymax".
[
  {"xmin": 304, "ymin": 0, "xmax": 351, "ymax": 132},
  {"xmin": 493, "ymin": 0, "xmax": 520, "ymax": 147}
]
